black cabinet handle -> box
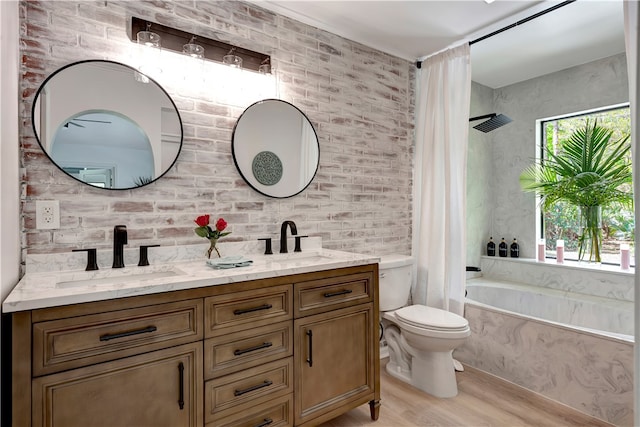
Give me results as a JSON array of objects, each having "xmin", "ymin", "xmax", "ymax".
[
  {"xmin": 234, "ymin": 342, "xmax": 273, "ymax": 356},
  {"xmin": 234, "ymin": 380, "xmax": 273, "ymax": 396},
  {"xmin": 178, "ymin": 362, "xmax": 185, "ymax": 410},
  {"xmin": 99, "ymin": 326, "xmax": 157, "ymax": 341},
  {"xmin": 306, "ymin": 330, "xmax": 313, "ymax": 367},
  {"xmin": 234, "ymin": 304, "xmax": 273, "ymax": 315},
  {"xmin": 255, "ymin": 418, "xmax": 273, "ymax": 427},
  {"xmin": 323, "ymin": 289, "xmax": 353, "ymax": 298}
]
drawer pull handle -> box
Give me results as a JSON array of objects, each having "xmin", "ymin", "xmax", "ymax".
[
  {"xmin": 234, "ymin": 304, "xmax": 273, "ymax": 315},
  {"xmin": 323, "ymin": 289, "xmax": 353, "ymax": 298},
  {"xmin": 306, "ymin": 330, "xmax": 313, "ymax": 367},
  {"xmin": 234, "ymin": 380, "xmax": 273, "ymax": 396},
  {"xmin": 234, "ymin": 342, "xmax": 273, "ymax": 356},
  {"xmin": 255, "ymin": 418, "xmax": 273, "ymax": 427},
  {"xmin": 178, "ymin": 362, "xmax": 185, "ymax": 410},
  {"xmin": 99, "ymin": 325, "xmax": 157, "ymax": 341}
]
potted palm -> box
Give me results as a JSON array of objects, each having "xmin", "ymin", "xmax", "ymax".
[{"xmin": 520, "ymin": 120, "xmax": 632, "ymax": 262}]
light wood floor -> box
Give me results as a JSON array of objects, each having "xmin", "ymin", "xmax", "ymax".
[{"xmin": 320, "ymin": 360, "xmax": 613, "ymax": 427}]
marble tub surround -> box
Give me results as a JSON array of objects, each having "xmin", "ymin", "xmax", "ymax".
[
  {"xmin": 458, "ymin": 260, "xmax": 635, "ymax": 425},
  {"xmin": 4, "ymin": 238, "xmax": 379, "ymax": 312},
  {"xmin": 457, "ymin": 300, "xmax": 633, "ymax": 426},
  {"xmin": 480, "ymin": 256, "xmax": 634, "ymax": 302}
]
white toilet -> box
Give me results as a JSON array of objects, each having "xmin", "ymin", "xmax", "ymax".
[{"xmin": 379, "ymin": 254, "xmax": 470, "ymax": 398}]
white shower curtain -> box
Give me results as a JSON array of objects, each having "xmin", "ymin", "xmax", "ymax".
[
  {"xmin": 412, "ymin": 43, "xmax": 471, "ymax": 316},
  {"xmin": 623, "ymin": 2, "xmax": 639, "ymax": 426}
]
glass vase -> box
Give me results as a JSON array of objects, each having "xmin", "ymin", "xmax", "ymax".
[
  {"xmin": 578, "ymin": 205, "xmax": 602, "ymax": 263},
  {"xmin": 207, "ymin": 238, "xmax": 221, "ymax": 258}
]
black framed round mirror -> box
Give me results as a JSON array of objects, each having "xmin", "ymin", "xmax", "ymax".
[
  {"xmin": 232, "ymin": 99, "xmax": 320, "ymax": 198},
  {"xmin": 32, "ymin": 60, "xmax": 183, "ymax": 190}
]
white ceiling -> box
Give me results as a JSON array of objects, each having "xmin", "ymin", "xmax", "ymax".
[{"xmin": 248, "ymin": 0, "xmax": 626, "ymax": 88}]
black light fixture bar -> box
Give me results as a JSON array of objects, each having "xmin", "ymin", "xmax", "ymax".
[{"xmin": 130, "ymin": 17, "xmax": 270, "ymax": 72}]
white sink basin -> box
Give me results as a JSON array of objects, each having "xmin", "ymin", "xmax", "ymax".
[
  {"xmin": 56, "ymin": 268, "xmax": 185, "ymax": 289},
  {"xmin": 262, "ymin": 251, "xmax": 334, "ymax": 263}
]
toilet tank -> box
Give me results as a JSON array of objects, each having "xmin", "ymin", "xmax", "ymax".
[{"xmin": 378, "ymin": 254, "xmax": 413, "ymax": 311}]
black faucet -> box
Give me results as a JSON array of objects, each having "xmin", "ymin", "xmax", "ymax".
[
  {"xmin": 112, "ymin": 225, "xmax": 128, "ymax": 268},
  {"xmin": 280, "ymin": 220, "xmax": 298, "ymax": 253}
]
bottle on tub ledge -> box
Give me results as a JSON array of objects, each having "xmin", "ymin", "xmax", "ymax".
[
  {"xmin": 486, "ymin": 237, "xmax": 496, "ymax": 256},
  {"xmin": 510, "ymin": 238, "xmax": 520, "ymax": 258},
  {"xmin": 498, "ymin": 238, "xmax": 508, "ymax": 257}
]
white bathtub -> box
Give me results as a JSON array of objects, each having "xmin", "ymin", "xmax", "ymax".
[
  {"xmin": 456, "ymin": 277, "xmax": 634, "ymax": 426},
  {"xmin": 465, "ymin": 278, "xmax": 633, "ymax": 339}
]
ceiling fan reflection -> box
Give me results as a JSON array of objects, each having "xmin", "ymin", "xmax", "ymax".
[{"xmin": 63, "ymin": 118, "xmax": 112, "ymax": 129}]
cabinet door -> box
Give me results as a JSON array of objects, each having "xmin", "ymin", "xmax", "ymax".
[
  {"xmin": 32, "ymin": 342, "xmax": 202, "ymax": 427},
  {"xmin": 294, "ymin": 303, "xmax": 375, "ymax": 425}
]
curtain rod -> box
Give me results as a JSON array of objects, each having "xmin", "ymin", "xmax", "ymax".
[{"xmin": 416, "ymin": 0, "xmax": 576, "ymax": 69}]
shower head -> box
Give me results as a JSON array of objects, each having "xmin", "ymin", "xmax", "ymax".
[{"xmin": 469, "ymin": 113, "xmax": 512, "ymax": 133}]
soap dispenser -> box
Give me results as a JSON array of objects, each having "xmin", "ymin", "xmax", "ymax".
[
  {"xmin": 510, "ymin": 238, "xmax": 520, "ymax": 258},
  {"xmin": 487, "ymin": 237, "xmax": 496, "ymax": 256},
  {"xmin": 498, "ymin": 238, "xmax": 508, "ymax": 257}
]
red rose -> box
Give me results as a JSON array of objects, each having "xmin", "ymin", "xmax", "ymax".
[
  {"xmin": 215, "ymin": 218, "xmax": 227, "ymax": 232},
  {"xmin": 195, "ymin": 214, "xmax": 210, "ymax": 227}
]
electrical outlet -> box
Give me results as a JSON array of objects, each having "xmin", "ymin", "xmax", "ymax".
[{"xmin": 36, "ymin": 200, "xmax": 60, "ymax": 230}]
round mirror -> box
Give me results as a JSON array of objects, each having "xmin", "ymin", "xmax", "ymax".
[
  {"xmin": 232, "ymin": 99, "xmax": 320, "ymax": 198},
  {"xmin": 32, "ymin": 60, "xmax": 183, "ymax": 190}
]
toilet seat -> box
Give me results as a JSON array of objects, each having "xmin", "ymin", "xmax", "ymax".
[{"xmin": 395, "ymin": 305, "xmax": 469, "ymax": 332}]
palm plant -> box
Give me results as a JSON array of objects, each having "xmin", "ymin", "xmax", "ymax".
[{"xmin": 520, "ymin": 119, "xmax": 632, "ymax": 262}]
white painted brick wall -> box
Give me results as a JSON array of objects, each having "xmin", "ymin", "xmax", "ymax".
[{"xmin": 19, "ymin": 0, "xmax": 414, "ymax": 259}]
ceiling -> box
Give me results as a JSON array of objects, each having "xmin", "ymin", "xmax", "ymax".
[{"xmin": 248, "ymin": 0, "xmax": 626, "ymax": 88}]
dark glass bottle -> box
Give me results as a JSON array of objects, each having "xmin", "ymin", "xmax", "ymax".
[
  {"xmin": 498, "ymin": 238, "xmax": 508, "ymax": 257},
  {"xmin": 487, "ymin": 237, "xmax": 496, "ymax": 256},
  {"xmin": 510, "ymin": 238, "xmax": 520, "ymax": 258}
]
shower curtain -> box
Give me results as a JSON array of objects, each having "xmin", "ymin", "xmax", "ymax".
[
  {"xmin": 412, "ymin": 43, "xmax": 471, "ymax": 316},
  {"xmin": 623, "ymin": 2, "xmax": 639, "ymax": 426}
]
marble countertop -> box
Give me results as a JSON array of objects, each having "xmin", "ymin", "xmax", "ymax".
[{"xmin": 3, "ymin": 241, "xmax": 379, "ymax": 313}]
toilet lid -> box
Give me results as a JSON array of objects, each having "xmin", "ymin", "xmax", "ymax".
[{"xmin": 395, "ymin": 305, "xmax": 469, "ymax": 330}]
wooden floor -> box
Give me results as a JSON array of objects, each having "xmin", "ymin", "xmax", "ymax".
[{"xmin": 320, "ymin": 360, "xmax": 613, "ymax": 427}]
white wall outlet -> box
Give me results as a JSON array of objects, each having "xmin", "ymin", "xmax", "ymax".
[{"xmin": 36, "ymin": 200, "xmax": 60, "ymax": 230}]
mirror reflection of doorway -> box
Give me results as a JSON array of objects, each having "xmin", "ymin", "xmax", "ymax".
[
  {"xmin": 62, "ymin": 167, "xmax": 115, "ymax": 188},
  {"xmin": 51, "ymin": 110, "xmax": 154, "ymax": 188}
]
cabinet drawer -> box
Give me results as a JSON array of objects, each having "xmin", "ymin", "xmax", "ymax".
[
  {"xmin": 33, "ymin": 299, "xmax": 203, "ymax": 376},
  {"xmin": 204, "ymin": 321, "xmax": 292, "ymax": 379},
  {"xmin": 295, "ymin": 272, "xmax": 373, "ymax": 317},
  {"xmin": 205, "ymin": 284, "xmax": 292, "ymax": 338},
  {"xmin": 205, "ymin": 357, "xmax": 293, "ymax": 423},
  {"xmin": 207, "ymin": 393, "xmax": 293, "ymax": 427}
]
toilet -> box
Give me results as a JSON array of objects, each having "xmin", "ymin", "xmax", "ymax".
[{"xmin": 379, "ymin": 254, "xmax": 470, "ymax": 398}]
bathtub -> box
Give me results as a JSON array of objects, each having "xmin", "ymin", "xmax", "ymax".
[{"xmin": 455, "ymin": 277, "xmax": 634, "ymax": 426}]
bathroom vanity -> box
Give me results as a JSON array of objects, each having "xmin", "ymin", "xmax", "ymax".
[{"xmin": 5, "ymin": 247, "xmax": 380, "ymax": 427}]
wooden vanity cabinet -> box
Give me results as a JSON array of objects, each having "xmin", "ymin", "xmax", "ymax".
[
  {"xmin": 32, "ymin": 342, "xmax": 202, "ymax": 427},
  {"xmin": 11, "ymin": 264, "xmax": 379, "ymax": 427},
  {"xmin": 203, "ymin": 284, "xmax": 294, "ymax": 426},
  {"xmin": 293, "ymin": 271, "xmax": 379, "ymax": 426},
  {"xmin": 19, "ymin": 294, "xmax": 205, "ymax": 427}
]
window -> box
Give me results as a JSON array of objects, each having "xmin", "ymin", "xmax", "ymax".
[{"xmin": 539, "ymin": 104, "xmax": 633, "ymax": 265}]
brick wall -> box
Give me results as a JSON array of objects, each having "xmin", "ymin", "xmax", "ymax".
[{"xmin": 19, "ymin": 0, "xmax": 414, "ymax": 259}]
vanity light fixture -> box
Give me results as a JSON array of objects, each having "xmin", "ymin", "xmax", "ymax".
[
  {"xmin": 183, "ymin": 36, "xmax": 204, "ymax": 59},
  {"xmin": 136, "ymin": 23, "xmax": 161, "ymax": 48},
  {"xmin": 258, "ymin": 58, "xmax": 271, "ymax": 75},
  {"xmin": 223, "ymin": 47, "xmax": 243, "ymax": 69},
  {"xmin": 130, "ymin": 17, "xmax": 270, "ymax": 72}
]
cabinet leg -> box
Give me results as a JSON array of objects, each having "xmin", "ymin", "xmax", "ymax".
[{"xmin": 369, "ymin": 399, "xmax": 381, "ymax": 420}]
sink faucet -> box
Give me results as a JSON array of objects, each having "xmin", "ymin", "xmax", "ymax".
[
  {"xmin": 112, "ymin": 225, "xmax": 128, "ymax": 268},
  {"xmin": 280, "ymin": 220, "xmax": 298, "ymax": 253}
]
